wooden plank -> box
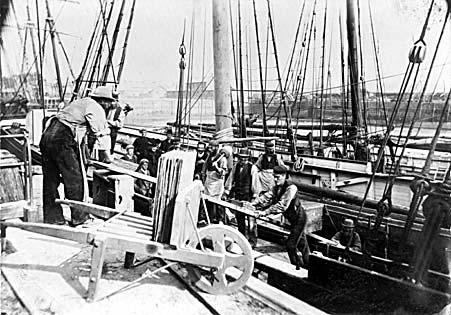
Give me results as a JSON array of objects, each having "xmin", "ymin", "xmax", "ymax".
[
  {"xmin": 97, "ymin": 225, "xmax": 153, "ymax": 239},
  {"xmin": 56, "ymin": 199, "xmax": 121, "ymax": 219},
  {"xmin": 92, "ymin": 161, "xmax": 157, "ymax": 183},
  {"xmin": 0, "ymin": 221, "xmax": 93, "ymax": 244},
  {"xmin": 108, "ymin": 219, "xmax": 154, "ymax": 232},
  {"xmin": 227, "ymin": 267, "xmax": 327, "ymax": 315},
  {"xmin": 0, "ymin": 200, "xmax": 26, "ymax": 220}
]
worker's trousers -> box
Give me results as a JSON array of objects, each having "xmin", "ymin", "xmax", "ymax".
[
  {"xmin": 39, "ymin": 119, "xmax": 89, "ymax": 226},
  {"xmin": 285, "ymin": 209, "xmax": 310, "ymax": 268}
]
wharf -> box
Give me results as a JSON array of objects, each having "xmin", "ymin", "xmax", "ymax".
[{"xmin": 1, "ymin": 159, "xmax": 327, "ymax": 315}]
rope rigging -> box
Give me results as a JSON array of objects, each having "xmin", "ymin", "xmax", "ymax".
[{"xmin": 355, "ymin": 1, "xmax": 449, "ymax": 258}]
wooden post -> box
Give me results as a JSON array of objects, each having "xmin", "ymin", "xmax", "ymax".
[
  {"xmin": 212, "ymin": 0, "xmax": 233, "ymax": 133},
  {"xmin": 87, "ymin": 235, "xmax": 108, "ymax": 302}
]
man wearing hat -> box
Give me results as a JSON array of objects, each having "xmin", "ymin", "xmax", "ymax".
[
  {"xmin": 224, "ymin": 147, "xmax": 257, "ymax": 247},
  {"xmin": 331, "ymin": 218, "xmax": 361, "ymax": 251},
  {"xmin": 248, "ymin": 165, "xmax": 310, "ymax": 269},
  {"xmin": 39, "ymin": 85, "xmax": 114, "ymax": 226},
  {"xmin": 106, "ymin": 95, "xmax": 126, "ymax": 155},
  {"xmin": 252, "ymin": 140, "xmax": 286, "ymax": 198},
  {"xmin": 194, "ymin": 141, "xmax": 208, "ymax": 181},
  {"xmin": 133, "ymin": 128, "xmax": 151, "ymax": 162},
  {"xmin": 159, "ymin": 128, "xmax": 174, "ymax": 153},
  {"xmin": 202, "ymin": 139, "xmax": 228, "ymax": 223},
  {"xmin": 122, "ymin": 144, "xmax": 137, "ymax": 163}
]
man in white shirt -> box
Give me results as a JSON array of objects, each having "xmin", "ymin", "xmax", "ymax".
[{"xmin": 39, "ymin": 86, "xmax": 114, "ymax": 226}]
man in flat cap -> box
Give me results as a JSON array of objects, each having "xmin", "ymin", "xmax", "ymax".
[{"xmin": 248, "ymin": 165, "xmax": 310, "ymax": 269}]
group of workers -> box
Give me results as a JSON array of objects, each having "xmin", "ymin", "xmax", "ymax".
[{"xmin": 39, "ymin": 86, "xmax": 361, "ymax": 270}]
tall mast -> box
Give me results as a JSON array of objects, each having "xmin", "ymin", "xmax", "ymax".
[
  {"xmin": 346, "ymin": 0, "xmax": 363, "ymax": 130},
  {"xmin": 45, "ymin": 0, "xmax": 64, "ymax": 101},
  {"xmin": 212, "ymin": 0, "xmax": 233, "ymax": 136},
  {"xmin": 101, "ymin": 0, "xmax": 126, "ymax": 85},
  {"xmin": 117, "ymin": 0, "xmax": 136, "ymax": 84}
]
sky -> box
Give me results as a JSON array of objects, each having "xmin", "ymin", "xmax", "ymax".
[{"xmin": 2, "ymin": 0, "xmax": 450, "ymax": 95}]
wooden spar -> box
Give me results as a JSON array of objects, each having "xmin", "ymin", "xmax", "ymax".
[
  {"xmin": 87, "ymin": 0, "xmax": 114, "ymax": 92},
  {"xmin": 229, "ymin": 0, "xmax": 241, "ymax": 137},
  {"xmin": 212, "ymin": 0, "xmax": 233, "ymax": 134},
  {"xmin": 101, "ymin": 0, "xmax": 126, "ymax": 84},
  {"xmin": 319, "ymin": 1, "xmax": 328, "ymax": 150},
  {"xmin": 266, "ymin": 0, "xmax": 296, "ymax": 160},
  {"xmin": 117, "ymin": 0, "xmax": 136, "ymax": 84},
  {"xmin": 252, "ymin": 0, "xmax": 268, "ymax": 136},
  {"xmin": 339, "ymin": 15, "xmax": 348, "ymax": 156},
  {"xmin": 71, "ymin": 9, "xmax": 102, "ymax": 101},
  {"xmin": 34, "ymin": 0, "xmax": 45, "ymax": 113},
  {"xmin": 346, "ymin": 0, "xmax": 363, "ymax": 130},
  {"xmin": 175, "ymin": 29, "xmax": 186, "ymax": 137},
  {"xmin": 294, "ymin": 0, "xmax": 316, "ymax": 133},
  {"xmin": 237, "ymin": 0, "xmax": 247, "ymax": 138},
  {"xmin": 45, "ymin": 0, "xmax": 63, "ymax": 101}
]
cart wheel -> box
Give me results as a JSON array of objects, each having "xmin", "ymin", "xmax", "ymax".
[{"xmin": 186, "ymin": 224, "xmax": 254, "ymax": 295}]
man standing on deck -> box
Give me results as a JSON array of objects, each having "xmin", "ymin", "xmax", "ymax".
[
  {"xmin": 133, "ymin": 128, "xmax": 151, "ymax": 162},
  {"xmin": 39, "ymin": 86, "xmax": 114, "ymax": 226},
  {"xmin": 252, "ymin": 140, "xmax": 286, "ymax": 198},
  {"xmin": 223, "ymin": 148, "xmax": 257, "ymax": 247},
  {"xmin": 247, "ymin": 165, "xmax": 310, "ymax": 269},
  {"xmin": 106, "ymin": 93, "xmax": 126, "ymax": 155}
]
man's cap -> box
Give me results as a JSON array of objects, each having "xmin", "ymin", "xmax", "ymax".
[
  {"xmin": 342, "ymin": 218, "xmax": 355, "ymax": 228},
  {"xmin": 90, "ymin": 86, "xmax": 115, "ymax": 101},
  {"xmin": 140, "ymin": 158, "xmax": 149, "ymax": 164},
  {"xmin": 140, "ymin": 128, "xmax": 147, "ymax": 133},
  {"xmin": 126, "ymin": 144, "xmax": 134, "ymax": 150},
  {"xmin": 265, "ymin": 140, "xmax": 275, "ymax": 148},
  {"xmin": 237, "ymin": 148, "xmax": 250, "ymax": 157},
  {"xmin": 166, "ymin": 128, "xmax": 173, "ymax": 135},
  {"xmin": 197, "ymin": 142, "xmax": 206, "ymax": 150},
  {"xmin": 273, "ymin": 165, "xmax": 288, "ymax": 174}
]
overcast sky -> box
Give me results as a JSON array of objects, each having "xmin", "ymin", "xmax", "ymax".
[{"xmin": 3, "ymin": 0, "xmax": 450, "ymax": 94}]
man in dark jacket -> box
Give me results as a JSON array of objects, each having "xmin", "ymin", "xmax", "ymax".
[
  {"xmin": 224, "ymin": 148, "xmax": 257, "ymax": 247},
  {"xmin": 194, "ymin": 141, "xmax": 208, "ymax": 181},
  {"xmin": 249, "ymin": 165, "xmax": 310, "ymax": 269},
  {"xmin": 331, "ymin": 218, "xmax": 362, "ymax": 251},
  {"xmin": 133, "ymin": 129, "xmax": 151, "ymax": 162}
]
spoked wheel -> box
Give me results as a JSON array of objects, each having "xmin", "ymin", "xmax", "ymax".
[{"xmin": 186, "ymin": 224, "xmax": 254, "ymax": 295}]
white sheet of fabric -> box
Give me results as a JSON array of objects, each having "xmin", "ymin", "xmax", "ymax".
[{"xmin": 251, "ymin": 165, "xmax": 275, "ymax": 197}]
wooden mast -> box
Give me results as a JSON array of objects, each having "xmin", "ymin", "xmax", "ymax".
[
  {"xmin": 212, "ymin": 0, "xmax": 233, "ymax": 136},
  {"xmin": 346, "ymin": 0, "xmax": 365, "ymax": 159}
]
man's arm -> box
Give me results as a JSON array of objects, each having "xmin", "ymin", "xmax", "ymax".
[
  {"xmin": 224, "ymin": 164, "xmax": 236, "ymax": 195},
  {"xmin": 251, "ymin": 188, "xmax": 274, "ymax": 209},
  {"xmin": 331, "ymin": 232, "xmax": 341, "ymax": 243},
  {"xmin": 85, "ymin": 102, "xmax": 109, "ymax": 136},
  {"xmin": 263, "ymin": 184, "xmax": 297, "ymax": 215},
  {"xmin": 351, "ymin": 233, "xmax": 362, "ymax": 251},
  {"xmin": 108, "ymin": 107, "xmax": 125, "ymax": 129},
  {"xmin": 254, "ymin": 154, "xmax": 263, "ymax": 170}
]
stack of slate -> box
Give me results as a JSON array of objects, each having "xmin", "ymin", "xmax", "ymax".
[{"xmin": 152, "ymin": 150, "xmax": 196, "ymax": 244}]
